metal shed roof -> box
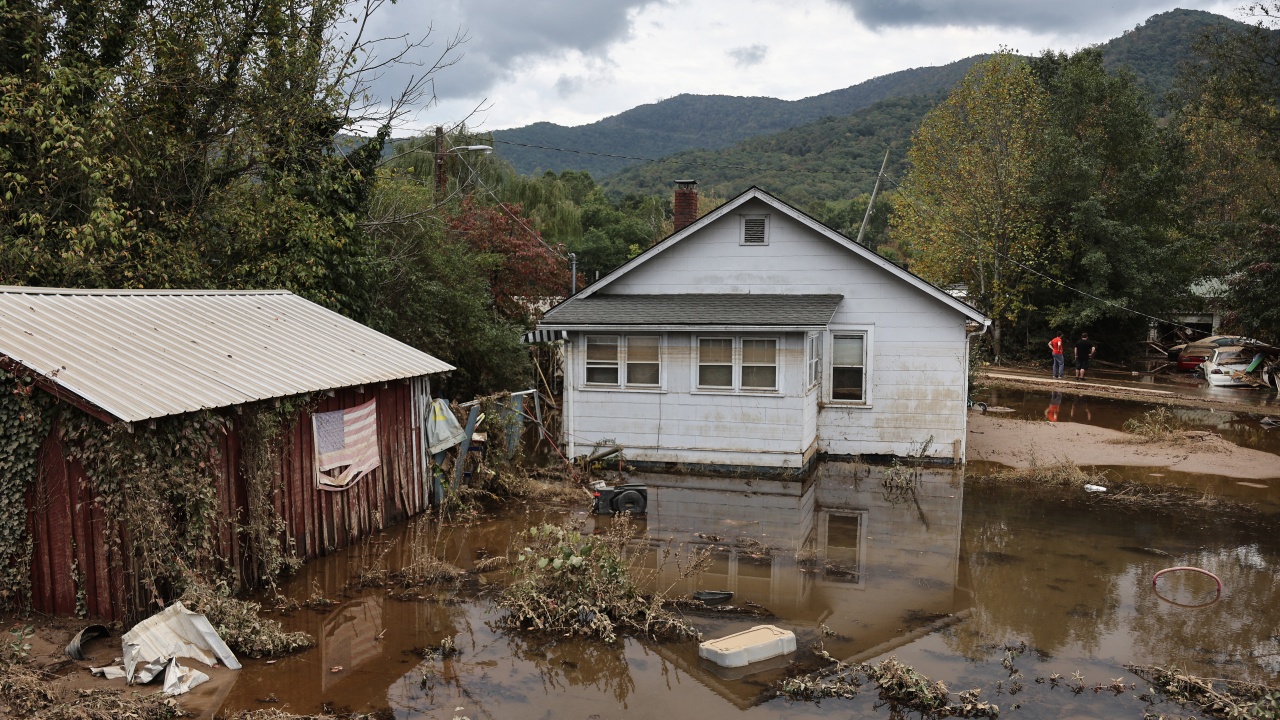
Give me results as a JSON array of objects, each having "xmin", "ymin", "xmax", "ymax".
[
  {"xmin": 0, "ymin": 287, "xmax": 454, "ymax": 422},
  {"xmin": 540, "ymin": 294, "xmax": 844, "ymax": 329}
]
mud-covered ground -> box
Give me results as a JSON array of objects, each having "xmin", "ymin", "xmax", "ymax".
[{"xmin": 967, "ymin": 411, "xmax": 1280, "ymax": 480}]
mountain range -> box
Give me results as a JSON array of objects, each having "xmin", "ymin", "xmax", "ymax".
[{"xmin": 488, "ymin": 9, "xmax": 1243, "ymax": 185}]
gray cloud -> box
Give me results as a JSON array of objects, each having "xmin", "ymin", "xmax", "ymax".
[
  {"xmin": 727, "ymin": 44, "xmax": 768, "ymax": 67},
  {"xmin": 831, "ymin": 0, "xmax": 1175, "ymax": 33},
  {"xmin": 357, "ymin": 0, "xmax": 662, "ymax": 117},
  {"xmin": 554, "ymin": 74, "xmax": 587, "ymax": 97}
]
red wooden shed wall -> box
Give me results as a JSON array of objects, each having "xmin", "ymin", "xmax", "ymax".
[{"xmin": 28, "ymin": 380, "xmax": 430, "ymax": 621}]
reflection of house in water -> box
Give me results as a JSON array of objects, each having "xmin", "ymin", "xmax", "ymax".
[{"xmin": 632, "ymin": 462, "xmax": 966, "ymax": 709}]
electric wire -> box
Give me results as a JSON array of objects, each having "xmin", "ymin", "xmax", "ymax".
[
  {"xmin": 490, "ymin": 138, "xmax": 881, "ymax": 176},
  {"xmin": 881, "ymin": 171, "xmax": 1200, "ymax": 332},
  {"xmin": 455, "ymin": 152, "xmax": 569, "ymax": 259},
  {"xmin": 457, "ymin": 136, "xmax": 1205, "ymax": 334}
]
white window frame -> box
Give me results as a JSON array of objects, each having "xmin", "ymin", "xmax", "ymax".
[
  {"xmin": 825, "ymin": 327, "xmax": 873, "ymax": 406},
  {"xmin": 693, "ymin": 335, "xmax": 784, "ymax": 395},
  {"xmin": 695, "ymin": 336, "xmax": 736, "ymax": 391},
  {"xmin": 740, "ymin": 336, "xmax": 779, "ymax": 392},
  {"xmin": 806, "ymin": 332, "xmax": 821, "ymax": 390},
  {"xmin": 581, "ymin": 334, "xmax": 665, "ymax": 391},
  {"xmin": 624, "ymin": 335, "xmax": 662, "ymax": 388},
  {"xmin": 739, "ymin": 213, "xmax": 770, "ymax": 246}
]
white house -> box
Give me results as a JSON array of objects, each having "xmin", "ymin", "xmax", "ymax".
[{"xmin": 537, "ymin": 185, "xmax": 990, "ymax": 473}]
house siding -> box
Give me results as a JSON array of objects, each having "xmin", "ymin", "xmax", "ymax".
[
  {"xmin": 567, "ymin": 332, "xmax": 811, "ymax": 468},
  {"xmin": 574, "ymin": 197, "xmax": 970, "ymax": 464}
]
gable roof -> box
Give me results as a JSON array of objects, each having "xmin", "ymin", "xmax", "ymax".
[
  {"xmin": 573, "ymin": 187, "xmax": 989, "ymax": 325},
  {"xmin": 0, "ymin": 287, "xmax": 454, "ymax": 423},
  {"xmin": 541, "ymin": 294, "xmax": 843, "ymax": 329}
]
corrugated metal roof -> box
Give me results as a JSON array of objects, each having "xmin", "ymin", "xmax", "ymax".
[
  {"xmin": 0, "ymin": 287, "xmax": 454, "ymax": 422},
  {"xmin": 540, "ymin": 294, "xmax": 844, "ymax": 328}
]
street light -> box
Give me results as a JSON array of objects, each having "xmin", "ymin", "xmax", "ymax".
[{"xmin": 435, "ymin": 135, "xmax": 494, "ymax": 192}]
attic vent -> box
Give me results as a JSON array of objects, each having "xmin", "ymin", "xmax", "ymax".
[{"xmin": 742, "ymin": 215, "xmax": 769, "ymax": 245}]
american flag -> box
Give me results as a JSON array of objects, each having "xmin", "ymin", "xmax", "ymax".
[{"xmin": 312, "ymin": 399, "xmax": 380, "ymax": 489}]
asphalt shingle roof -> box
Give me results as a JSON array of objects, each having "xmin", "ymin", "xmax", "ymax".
[{"xmin": 541, "ymin": 294, "xmax": 843, "ymax": 327}]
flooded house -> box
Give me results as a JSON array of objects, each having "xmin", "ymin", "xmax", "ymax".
[
  {"xmin": 536, "ymin": 184, "xmax": 990, "ymax": 473},
  {"xmin": 0, "ymin": 286, "xmax": 452, "ymax": 619}
]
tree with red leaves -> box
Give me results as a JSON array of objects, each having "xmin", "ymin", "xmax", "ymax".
[{"xmin": 446, "ymin": 198, "xmax": 570, "ymax": 325}]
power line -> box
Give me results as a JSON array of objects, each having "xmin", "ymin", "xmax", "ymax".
[
  {"xmin": 490, "ymin": 138, "xmax": 881, "ymax": 177},
  {"xmin": 881, "ymin": 172, "xmax": 1199, "ymax": 332},
  {"xmin": 455, "ymin": 152, "xmax": 568, "ymax": 259},
  {"xmin": 464, "ymin": 137, "xmax": 1202, "ymax": 333}
]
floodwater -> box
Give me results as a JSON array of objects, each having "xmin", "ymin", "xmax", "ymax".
[{"xmin": 217, "ymin": 459, "xmax": 1280, "ymax": 719}]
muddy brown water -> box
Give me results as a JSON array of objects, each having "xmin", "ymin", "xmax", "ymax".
[{"xmin": 215, "ymin": 459, "xmax": 1280, "ymax": 720}]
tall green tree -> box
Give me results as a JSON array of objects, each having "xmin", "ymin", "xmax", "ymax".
[
  {"xmin": 1029, "ymin": 49, "xmax": 1191, "ymax": 347},
  {"xmin": 0, "ymin": 0, "xmax": 454, "ymax": 319},
  {"xmin": 1176, "ymin": 4, "xmax": 1280, "ymax": 341},
  {"xmin": 892, "ymin": 52, "xmax": 1052, "ymax": 358}
]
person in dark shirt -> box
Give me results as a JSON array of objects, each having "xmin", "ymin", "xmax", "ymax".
[{"xmin": 1074, "ymin": 333, "xmax": 1096, "ymax": 379}]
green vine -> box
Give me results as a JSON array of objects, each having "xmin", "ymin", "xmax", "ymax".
[
  {"xmin": 0, "ymin": 370, "xmax": 53, "ymax": 610},
  {"xmin": 63, "ymin": 410, "xmax": 228, "ymax": 615},
  {"xmin": 237, "ymin": 399, "xmax": 310, "ymax": 587}
]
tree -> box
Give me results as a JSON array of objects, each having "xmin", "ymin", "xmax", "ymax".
[
  {"xmin": 445, "ymin": 198, "xmax": 570, "ymax": 325},
  {"xmin": 892, "ymin": 53, "xmax": 1052, "ymax": 358},
  {"xmin": 0, "ymin": 0, "xmax": 458, "ymax": 319},
  {"xmin": 1029, "ymin": 49, "xmax": 1191, "ymax": 348},
  {"xmin": 364, "ymin": 175, "xmax": 532, "ymax": 397},
  {"xmin": 1176, "ymin": 4, "xmax": 1280, "ymax": 341}
]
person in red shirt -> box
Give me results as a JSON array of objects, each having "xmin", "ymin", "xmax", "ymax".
[
  {"xmin": 1046, "ymin": 391, "xmax": 1062, "ymax": 422},
  {"xmin": 1048, "ymin": 331, "xmax": 1065, "ymax": 379}
]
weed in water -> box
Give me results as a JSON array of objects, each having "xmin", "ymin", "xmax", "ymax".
[
  {"xmin": 1122, "ymin": 407, "xmax": 1190, "ymax": 443},
  {"xmin": 497, "ymin": 516, "xmax": 704, "ymax": 643},
  {"xmin": 1127, "ymin": 663, "xmax": 1280, "ymax": 719}
]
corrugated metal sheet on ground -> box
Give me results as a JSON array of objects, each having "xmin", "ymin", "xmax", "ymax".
[{"xmin": 0, "ymin": 286, "xmax": 454, "ymax": 422}]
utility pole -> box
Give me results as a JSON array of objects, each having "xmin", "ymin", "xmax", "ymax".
[
  {"xmin": 856, "ymin": 148, "xmax": 891, "ymax": 247},
  {"xmin": 569, "ymin": 253, "xmax": 577, "ymax": 295},
  {"xmin": 434, "ymin": 125, "xmax": 447, "ymax": 195}
]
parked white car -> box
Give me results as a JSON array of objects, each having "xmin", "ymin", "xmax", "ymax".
[{"xmin": 1200, "ymin": 346, "xmax": 1259, "ymax": 387}]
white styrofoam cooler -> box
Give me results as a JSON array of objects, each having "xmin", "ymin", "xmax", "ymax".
[{"xmin": 698, "ymin": 624, "xmax": 797, "ymax": 668}]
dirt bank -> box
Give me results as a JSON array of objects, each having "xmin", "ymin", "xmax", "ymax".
[
  {"xmin": 968, "ymin": 411, "xmax": 1280, "ymax": 480},
  {"xmin": 980, "ymin": 371, "xmax": 1277, "ymax": 416}
]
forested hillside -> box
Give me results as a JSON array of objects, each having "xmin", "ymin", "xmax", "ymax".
[
  {"xmin": 487, "ymin": 8, "xmax": 1249, "ymax": 179},
  {"xmin": 490, "ymin": 57, "xmax": 982, "ymax": 176},
  {"xmin": 598, "ymin": 95, "xmax": 933, "ymax": 205},
  {"xmin": 1099, "ymin": 8, "xmax": 1249, "ymax": 101}
]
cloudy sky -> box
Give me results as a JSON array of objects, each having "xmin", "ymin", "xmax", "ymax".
[{"xmin": 358, "ymin": 0, "xmax": 1246, "ymax": 134}]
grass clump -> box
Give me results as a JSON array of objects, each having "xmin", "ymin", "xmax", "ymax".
[
  {"xmin": 0, "ymin": 662, "xmax": 181, "ymax": 719},
  {"xmin": 179, "ymin": 583, "xmax": 314, "ymax": 658},
  {"xmin": 984, "ymin": 459, "xmax": 1107, "ymax": 489},
  {"xmin": 1122, "ymin": 407, "xmax": 1189, "ymax": 443},
  {"xmin": 497, "ymin": 517, "xmax": 702, "ymax": 643}
]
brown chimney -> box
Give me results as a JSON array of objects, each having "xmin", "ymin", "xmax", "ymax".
[{"xmin": 673, "ymin": 180, "xmax": 698, "ymax": 232}]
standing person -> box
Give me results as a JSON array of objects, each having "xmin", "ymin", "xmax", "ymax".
[
  {"xmin": 1074, "ymin": 333, "xmax": 1096, "ymax": 379},
  {"xmin": 1048, "ymin": 331, "xmax": 1065, "ymax": 379}
]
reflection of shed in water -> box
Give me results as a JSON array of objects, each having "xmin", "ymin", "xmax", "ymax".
[
  {"xmin": 321, "ymin": 596, "xmax": 384, "ymax": 692},
  {"xmin": 633, "ymin": 462, "xmax": 966, "ymax": 709}
]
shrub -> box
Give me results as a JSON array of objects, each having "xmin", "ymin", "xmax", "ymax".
[{"xmin": 497, "ymin": 517, "xmax": 702, "ymax": 643}]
